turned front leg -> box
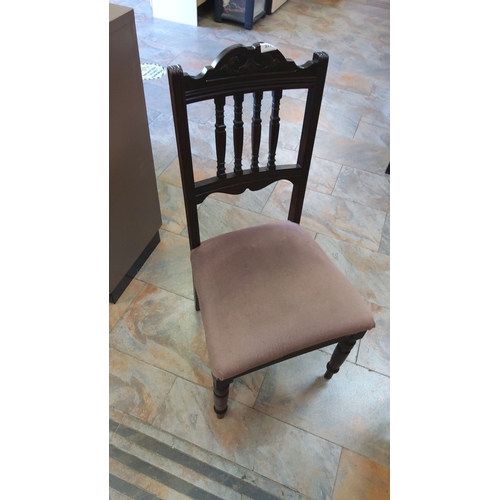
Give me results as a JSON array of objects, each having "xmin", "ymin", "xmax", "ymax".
[
  {"xmin": 324, "ymin": 338, "xmax": 358, "ymax": 379},
  {"xmin": 213, "ymin": 375, "xmax": 232, "ymax": 419}
]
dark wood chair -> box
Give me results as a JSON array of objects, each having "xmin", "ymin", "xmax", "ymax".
[{"xmin": 167, "ymin": 43, "xmax": 375, "ymax": 418}]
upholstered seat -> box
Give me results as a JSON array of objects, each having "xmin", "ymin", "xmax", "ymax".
[{"xmin": 191, "ymin": 220, "xmax": 375, "ymax": 381}]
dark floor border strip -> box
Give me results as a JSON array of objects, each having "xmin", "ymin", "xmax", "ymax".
[
  {"xmin": 110, "ymin": 419, "xmax": 281, "ymax": 500},
  {"xmin": 110, "ymin": 444, "xmax": 223, "ymax": 500},
  {"xmin": 109, "ymin": 419, "xmax": 120, "ymax": 434},
  {"xmin": 110, "ymin": 473, "xmax": 162, "ymax": 500}
]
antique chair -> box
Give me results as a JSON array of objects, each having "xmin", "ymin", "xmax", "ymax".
[{"xmin": 167, "ymin": 43, "xmax": 375, "ymax": 418}]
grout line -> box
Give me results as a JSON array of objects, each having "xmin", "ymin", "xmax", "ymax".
[
  {"xmin": 252, "ymin": 368, "xmax": 269, "ymax": 410},
  {"xmin": 152, "ymin": 375, "xmax": 178, "ymax": 428},
  {"xmin": 351, "ymin": 115, "xmax": 363, "ymax": 139},
  {"xmin": 132, "ymin": 276, "xmax": 196, "ymax": 303},
  {"xmin": 331, "ymin": 447, "xmax": 344, "ymax": 500}
]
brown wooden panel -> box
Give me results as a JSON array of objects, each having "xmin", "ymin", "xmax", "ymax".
[{"xmin": 109, "ymin": 4, "xmax": 162, "ymax": 298}]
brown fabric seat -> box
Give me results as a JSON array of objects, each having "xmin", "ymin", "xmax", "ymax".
[{"xmin": 191, "ymin": 221, "xmax": 375, "ymax": 381}]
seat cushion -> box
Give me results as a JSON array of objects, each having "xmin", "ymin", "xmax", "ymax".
[{"xmin": 190, "ymin": 221, "xmax": 375, "ymax": 381}]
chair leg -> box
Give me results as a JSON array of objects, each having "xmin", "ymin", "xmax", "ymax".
[
  {"xmin": 213, "ymin": 375, "xmax": 231, "ymax": 419},
  {"xmin": 324, "ymin": 338, "xmax": 358, "ymax": 379},
  {"xmin": 194, "ymin": 289, "xmax": 200, "ymax": 311},
  {"xmin": 193, "ymin": 274, "xmax": 200, "ymax": 311}
]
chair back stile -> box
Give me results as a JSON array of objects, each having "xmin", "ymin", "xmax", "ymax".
[
  {"xmin": 168, "ymin": 64, "xmax": 201, "ymax": 250},
  {"xmin": 167, "ymin": 42, "xmax": 329, "ymax": 250}
]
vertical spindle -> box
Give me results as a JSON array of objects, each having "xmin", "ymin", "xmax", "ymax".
[
  {"xmin": 215, "ymin": 96, "xmax": 226, "ymax": 179},
  {"xmin": 267, "ymin": 89, "xmax": 282, "ymax": 170},
  {"xmin": 233, "ymin": 93, "xmax": 244, "ymax": 174},
  {"xmin": 251, "ymin": 91, "xmax": 263, "ymax": 172}
]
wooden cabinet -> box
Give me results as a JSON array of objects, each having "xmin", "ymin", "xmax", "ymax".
[{"xmin": 109, "ymin": 3, "xmax": 162, "ymax": 303}]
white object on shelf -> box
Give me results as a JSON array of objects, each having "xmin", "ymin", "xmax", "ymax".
[
  {"xmin": 151, "ymin": 0, "xmax": 204, "ymax": 26},
  {"xmin": 268, "ymin": 0, "xmax": 288, "ymax": 14}
]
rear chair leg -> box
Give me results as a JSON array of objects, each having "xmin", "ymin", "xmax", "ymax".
[
  {"xmin": 193, "ymin": 274, "xmax": 200, "ymax": 311},
  {"xmin": 194, "ymin": 289, "xmax": 200, "ymax": 311},
  {"xmin": 324, "ymin": 338, "xmax": 358, "ymax": 379},
  {"xmin": 213, "ymin": 375, "xmax": 232, "ymax": 419}
]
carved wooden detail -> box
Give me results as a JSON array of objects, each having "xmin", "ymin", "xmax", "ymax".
[{"xmin": 212, "ymin": 43, "xmax": 293, "ymax": 79}]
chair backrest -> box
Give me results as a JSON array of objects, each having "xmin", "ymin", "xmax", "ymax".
[{"xmin": 167, "ymin": 42, "xmax": 329, "ymax": 250}]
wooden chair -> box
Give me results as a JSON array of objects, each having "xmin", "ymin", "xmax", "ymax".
[{"xmin": 167, "ymin": 43, "xmax": 375, "ymax": 418}]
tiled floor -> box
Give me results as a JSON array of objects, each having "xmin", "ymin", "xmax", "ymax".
[{"xmin": 109, "ymin": 0, "xmax": 390, "ymax": 498}]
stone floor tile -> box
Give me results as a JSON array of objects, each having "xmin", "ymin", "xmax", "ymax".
[
  {"xmin": 146, "ymin": 107, "xmax": 161, "ymax": 125},
  {"xmin": 184, "ymin": 121, "xmax": 218, "ymax": 159},
  {"xmin": 184, "ymin": 197, "xmax": 282, "ymax": 242},
  {"xmin": 159, "ymin": 154, "xmax": 219, "ymax": 188},
  {"xmin": 117, "ymin": 413, "xmax": 309, "ymax": 500},
  {"xmin": 110, "ymin": 279, "xmax": 146, "ymax": 331},
  {"xmin": 109, "ymin": 283, "xmax": 209, "ymax": 384},
  {"xmin": 148, "ymin": 113, "xmax": 180, "ymax": 176},
  {"xmin": 308, "ymin": 157, "xmax": 343, "ymax": 195},
  {"xmin": 143, "ymin": 80, "xmax": 174, "ymax": 116},
  {"xmin": 263, "ymin": 181, "xmax": 386, "ymax": 251},
  {"xmin": 318, "ymin": 99, "xmax": 362, "ymax": 139},
  {"xmin": 109, "ymin": 348, "xmax": 176, "ymax": 424},
  {"xmin": 311, "ymin": 130, "xmax": 390, "ymax": 174},
  {"xmin": 325, "ymin": 70, "xmax": 374, "ymax": 96},
  {"xmin": 137, "ymin": 37, "xmax": 180, "ymax": 67},
  {"xmin": 110, "ymin": 406, "xmax": 127, "ymax": 440},
  {"xmin": 110, "ymin": 457, "xmax": 191, "ymax": 500},
  {"xmin": 110, "ymin": 458, "xmax": 154, "ymax": 497},
  {"xmin": 111, "ymin": 435, "xmax": 242, "ymax": 500},
  {"xmin": 186, "ymin": 99, "xmax": 216, "ymax": 126},
  {"xmin": 135, "ymin": 230, "xmax": 193, "ymax": 300},
  {"xmin": 332, "ymin": 166, "xmax": 390, "ymax": 212},
  {"xmin": 153, "ymin": 377, "xmax": 343, "ymax": 498},
  {"xmin": 151, "ymin": 140, "xmax": 177, "ymax": 178},
  {"xmin": 278, "ymin": 96, "xmax": 306, "ymax": 125},
  {"xmin": 109, "ymin": 487, "xmax": 135, "ymax": 500},
  {"xmin": 110, "ymin": 283, "xmax": 265, "ymax": 407},
  {"xmin": 211, "ymin": 183, "xmax": 276, "ymax": 215},
  {"xmin": 354, "ymin": 117, "xmax": 390, "ymax": 147},
  {"xmin": 254, "ymin": 352, "xmax": 390, "ymax": 467},
  {"xmin": 266, "ymin": 147, "xmax": 342, "ymax": 196},
  {"xmin": 316, "ymin": 233, "xmax": 390, "ymax": 308},
  {"xmin": 332, "ymin": 448, "xmax": 390, "ymax": 500},
  {"xmin": 357, "ymin": 303, "xmax": 390, "ymax": 376},
  {"xmin": 110, "ymin": 406, "xmax": 127, "ymax": 425},
  {"xmin": 156, "ymin": 179, "xmax": 187, "ymax": 234},
  {"xmin": 379, "ymin": 212, "xmax": 390, "ymax": 255}
]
